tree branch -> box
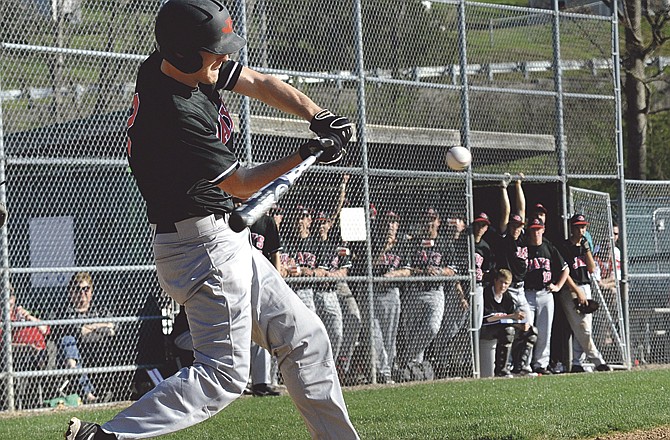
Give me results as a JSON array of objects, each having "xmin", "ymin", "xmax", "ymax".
[{"xmin": 649, "ymin": 106, "xmax": 670, "ymax": 115}]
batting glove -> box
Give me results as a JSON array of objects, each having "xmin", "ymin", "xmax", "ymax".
[
  {"xmin": 299, "ymin": 138, "xmax": 345, "ymax": 164},
  {"xmin": 309, "ymin": 109, "xmax": 354, "ymax": 149}
]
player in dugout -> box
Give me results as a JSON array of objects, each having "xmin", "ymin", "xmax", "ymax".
[{"xmin": 65, "ymin": 1, "xmax": 359, "ymax": 439}]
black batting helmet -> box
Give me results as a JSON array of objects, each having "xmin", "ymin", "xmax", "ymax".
[{"xmin": 155, "ymin": 0, "xmax": 246, "ymax": 74}]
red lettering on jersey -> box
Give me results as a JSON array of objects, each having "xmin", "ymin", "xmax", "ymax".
[
  {"xmin": 475, "ymin": 253, "xmax": 484, "ymax": 281},
  {"xmin": 217, "ymin": 103, "xmax": 233, "ymax": 145},
  {"xmin": 296, "ymin": 252, "xmax": 317, "ymax": 269},
  {"xmin": 528, "ymin": 257, "xmax": 552, "ymax": 283},
  {"xmin": 572, "ymin": 255, "xmax": 587, "ymax": 270},
  {"xmin": 251, "ymin": 233, "xmax": 265, "ymax": 250},
  {"xmin": 126, "ymin": 93, "xmax": 140, "ymax": 157},
  {"xmin": 516, "ymin": 246, "xmax": 528, "ymax": 260}
]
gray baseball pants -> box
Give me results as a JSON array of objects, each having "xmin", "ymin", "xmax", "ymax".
[
  {"xmin": 525, "ymin": 288, "xmax": 554, "ymax": 369},
  {"xmin": 102, "ymin": 215, "xmax": 359, "ymax": 439},
  {"xmin": 557, "ymin": 284, "xmax": 606, "ymax": 367}
]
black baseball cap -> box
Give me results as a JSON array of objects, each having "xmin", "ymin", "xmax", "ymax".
[
  {"xmin": 532, "ymin": 203, "xmax": 547, "ymax": 214},
  {"xmin": 528, "ymin": 217, "xmax": 545, "ymax": 229},
  {"xmin": 508, "ymin": 213, "xmax": 524, "ymax": 225},
  {"xmin": 473, "ymin": 212, "xmax": 491, "ymax": 225},
  {"xmin": 570, "ymin": 213, "xmax": 589, "ymax": 226}
]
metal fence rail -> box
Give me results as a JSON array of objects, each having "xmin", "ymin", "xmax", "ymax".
[{"xmin": 0, "ymin": 0, "xmax": 661, "ymax": 413}]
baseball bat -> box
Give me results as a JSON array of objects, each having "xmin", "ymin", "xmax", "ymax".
[{"xmin": 228, "ymin": 140, "xmax": 329, "ymax": 233}]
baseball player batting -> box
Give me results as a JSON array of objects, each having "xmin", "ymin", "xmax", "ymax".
[{"xmin": 65, "ymin": 1, "xmax": 359, "ymax": 439}]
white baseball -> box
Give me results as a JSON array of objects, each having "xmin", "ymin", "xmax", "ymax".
[{"xmin": 446, "ymin": 146, "xmax": 472, "ymax": 171}]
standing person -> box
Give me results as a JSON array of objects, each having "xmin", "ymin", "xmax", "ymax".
[
  {"xmin": 473, "ymin": 211, "xmax": 495, "ymax": 330},
  {"xmin": 523, "ymin": 218, "xmax": 569, "ymax": 375},
  {"xmin": 247, "ymin": 211, "xmax": 283, "ymax": 395},
  {"xmin": 397, "ymin": 208, "xmax": 452, "ymax": 381},
  {"xmin": 66, "ymin": 1, "xmax": 359, "ymax": 439},
  {"xmin": 495, "ymin": 176, "xmax": 530, "ymax": 323},
  {"xmin": 371, "ymin": 210, "xmax": 407, "ymax": 384},
  {"xmin": 313, "ymin": 211, "xmax": 361, "ymax": 384},
  {"xmin": 557, "ymin": 214, "xmax": 611, "ymax": 373},
  {"xmin": 281, "ymin": 206, "xmax": 319, "ymax": 311}
]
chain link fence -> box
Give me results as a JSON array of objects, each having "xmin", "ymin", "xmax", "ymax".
[
  {"xmin": 0, "ymin": 0, "xmax": 639, "ymax": 412},
  {"xmin": 624, "ymin": 181, "xmax": 670, "ymax": 367}
]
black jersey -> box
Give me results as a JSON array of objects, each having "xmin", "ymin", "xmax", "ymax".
[
  {"xmin": 249, "ymin": 214, "xmax": 282, "ymax": 262},
  {"xmin": 559, "ymin": 239, "xmax": 591, "ymax": 285},
  {"xmin": 408, "ymin": 236, "xmax": 456, "ymax": 290},
  {"xmin": 474, "ymin": 238, "xmax": 495, "ymax": 285},
  {"xmin": 493, "ymin": 232, "xmax": 528, "ymax": 284},
  {"xmin": 525, "ymin": 241, "xmax": 567, "ymax": 290},
  {"xmin": 482, "ymin": 284, "xmax": 517, "ymax": 319},
  {"xmin": 281, "ymin": 234, "xmax": 320, "ymax": 271},
  {"xmin": 126, "ymin": 51, "xmax": 243, "ymax": 223}
]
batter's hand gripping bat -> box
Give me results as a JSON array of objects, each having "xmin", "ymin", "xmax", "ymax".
[{"xmin": 228, "ymin": 140, "xmax": 330, "ymax": 233}]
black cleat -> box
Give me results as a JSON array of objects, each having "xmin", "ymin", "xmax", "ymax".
[
  {"xmin": 251, "ymin": 383, "xmax": 281, "ymax": 397},
  {"xmin": 571, "ymin": 365, "xmax": 585, "ymax": 373},
  {"xmin": 595, "ymin": 363, "xmax": 612, "ymax": 372},
  {"xmin": 65, "ymin": 418, "xmax": 115, "ymax": 440}
]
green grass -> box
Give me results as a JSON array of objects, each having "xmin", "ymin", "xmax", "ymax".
[{"xmin": 2, "ymin": 368, "xmax": 669, "ymax": 440}]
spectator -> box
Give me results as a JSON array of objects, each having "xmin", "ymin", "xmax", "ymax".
[
  {"xmin": 54, "ymin": 272, "xmax": 115, "ymax": 403},
  {"xmin": 523, "ymin": 218, "xmax": 569, "ymax": 375},
  {"xmin": 0, "ymin": 285, "xmax": 51, "ymax": 408},
  {"xmin": 2, "ymin": 285, "xmax": 50, "ymax": 370},
  {"xmin": 371, "ymin": 210, "xmax": 407, "ymax": 384},
  {"xmin": 558, "ymin": 214, "xmax": 611, "ymax": 373},
  {"xmin": 480, "ymin": 269, "xmax": 532, "ymax": 378}
]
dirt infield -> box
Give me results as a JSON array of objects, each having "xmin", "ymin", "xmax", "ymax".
[{"xmin": 592, "ymin": 426, "xmax": 670, "ymax": 440}]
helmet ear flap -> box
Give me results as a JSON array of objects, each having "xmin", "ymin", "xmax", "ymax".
[{"xmin": 162, "ymin": 47, "xmax": 203, "ymax": 74}]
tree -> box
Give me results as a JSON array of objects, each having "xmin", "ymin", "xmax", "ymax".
[{"xmin": 603, "ymin": 0, "xmax": 670, "ymax": 179}]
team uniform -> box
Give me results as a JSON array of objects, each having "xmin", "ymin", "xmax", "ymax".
[
  {"xmin": 558, "ymin": 239, "xmax": 608, "ymax": 370},
  {"xmin": 371, "ymin": 238, "xmax": 404, "ymax": 383},
  {"xmin": 398, "ymin": 236, "xmax": 451, "ymax": 374},
  {"xmin": 281, "ymin": 230, "xmax": 320, "ymax": 311},
  {"xmin": 474, "ymin": 235, "xmax": 495, "ymax": 330},
  {"xmin": 494, "ymin": 231, "xmax": 530, "ymax": 318},
  {"xmin": 313, "ymin": 235, "xmax": 348, "ymax": 364},
  {"xmin": 524, "ymin": 239, "xmax": 568, "ymax": 372},
  {"xmin": 248, "ymin": 215, "xmax": 283, "ymax": 392},
  {"xmin": 113, "ymin": 51, "xmax": 358, "ymax": 439}
]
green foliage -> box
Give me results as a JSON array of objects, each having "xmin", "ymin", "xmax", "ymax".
[{"xmin": 3, "ymin": 368, "xmax": 670, "ymax": 440}]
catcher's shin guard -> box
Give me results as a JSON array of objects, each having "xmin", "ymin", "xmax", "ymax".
[{"xmin": 511, "ymin": 326, "xmax": 537, "ymax": 372}]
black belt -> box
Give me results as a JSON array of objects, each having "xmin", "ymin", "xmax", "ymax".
[{"xmin": 155, "ymin": 214, "xmax": 225, "ymax": 234}]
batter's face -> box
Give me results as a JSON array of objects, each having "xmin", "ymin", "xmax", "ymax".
[{"xmin": 197, "ymin": 51, "xmax": 230, "ymax": 85}]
